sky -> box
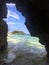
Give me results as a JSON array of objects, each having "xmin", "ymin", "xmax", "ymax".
[{"xmin": 4, "ymin": 3, "xmax": 30, "ymax": 34}]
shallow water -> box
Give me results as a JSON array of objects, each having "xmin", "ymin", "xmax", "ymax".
[{"xmin": 0, "ymin": 34, "xmax": 49, "ymax": 65}]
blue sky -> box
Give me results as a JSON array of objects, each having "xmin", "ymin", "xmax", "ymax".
[{"xmin": 4, "ymin": 3, "xmax": 30, "ymax": 34}]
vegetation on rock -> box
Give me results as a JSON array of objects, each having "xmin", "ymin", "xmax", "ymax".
[{"xmin": 12, "ymin": 30, "xmax": 26, "ymax": 35}]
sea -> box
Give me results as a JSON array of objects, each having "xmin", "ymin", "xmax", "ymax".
[{"xmin": 0, "ymin": 34, "xmax": 49, "ymax": 65}]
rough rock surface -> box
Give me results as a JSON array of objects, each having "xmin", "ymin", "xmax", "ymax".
[{"xmin": 0, "ymin": 4, "xmax": 8, "ymax": 50}]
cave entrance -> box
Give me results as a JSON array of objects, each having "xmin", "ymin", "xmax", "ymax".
[
  {"xmin": 4, "ymin": 3, "xmax": 30, "ymax": 35},
  {"xmin": 3, "ymin": 3, "xmax": 45, "ymax": 50}
]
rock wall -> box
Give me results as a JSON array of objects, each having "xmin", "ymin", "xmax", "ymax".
[{"xmin": 0, "ymin": 4, "xmax": 8, "ymax": 50}]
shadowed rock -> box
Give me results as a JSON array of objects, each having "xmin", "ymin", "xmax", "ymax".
[{"xmin": 0, "ymin": 4, "xmax": 8, "ymax": 50}]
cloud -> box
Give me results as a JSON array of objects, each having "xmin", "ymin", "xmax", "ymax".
[
  {"xmin": 7, "ymin": 10, "xmax": 20, "ymax": 20},
  {"xmin": 7, "ymin": 21, "xmax": 16, "ymax": 25},
  {"xmin": 6, "ymin": 21, "xmax": 22, "ymax": 25},
  {"xmin": 6, "ymin": 3, "xmax": 15, "ymax": 6}
]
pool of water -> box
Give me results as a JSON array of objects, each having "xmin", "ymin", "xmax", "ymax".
[{"xmin": 0, "ymin": 34, "xmax": 48, "ymax": 65}]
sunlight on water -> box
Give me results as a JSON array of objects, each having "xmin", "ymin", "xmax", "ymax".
[
  {"xmin": 0, "ymin": 33, "xmax": 48, "ymax": 65},
  {"xmin": 7, "ymin": 33, "xmax": 45, "ymax": 48}
]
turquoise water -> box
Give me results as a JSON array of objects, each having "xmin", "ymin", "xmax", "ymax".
[
  {"xmin": 0, "ymin": 34, "xmax": 47, "ymax": 65},
  {"xmin": 8, "ymin": 34, "xmax": 44, "ymax": 48},
  {"xmin": 10, "ymin": 34, "xmax": 39, "ymax": 42},
  {"xmin": 8, "ymin": 34, "xmax": 39, "ymax": 43}
]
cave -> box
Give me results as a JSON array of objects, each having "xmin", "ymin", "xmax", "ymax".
[{"xmin": 0, "ymin": 0, "xmax": 49, "ymax": 57}]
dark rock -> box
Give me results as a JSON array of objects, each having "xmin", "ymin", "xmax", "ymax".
[
  {"xmin": 12, "ymin": 30, "xmax": 26, "ymax": 35},
  {"xmin": 0, "ymin": 4, "xmax": 8, "ymax": 50}
]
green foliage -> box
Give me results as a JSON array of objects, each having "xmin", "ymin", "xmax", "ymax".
[{"xmin": 12, "ymin": 30, "xmax": 26, "ymax": 35}]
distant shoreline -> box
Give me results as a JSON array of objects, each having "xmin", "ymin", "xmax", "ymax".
[{"xmin": 8, "ymin": 31, "xmax": 30, "ymax": 35}]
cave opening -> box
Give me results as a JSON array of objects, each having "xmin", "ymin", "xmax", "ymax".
[
  {"xmin": 3, "ymin": 3, "xmax": 45, "ymax": 49},
  {"xmin": 4, "ymin": 3, "xmax": 30, "ymax": 35},
  {"xmin": 0, "ymin": 2, "xmax": 47, "ymax": 64}
]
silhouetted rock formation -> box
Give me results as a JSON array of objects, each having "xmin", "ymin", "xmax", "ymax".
[
  {"xmin": 0, "ymin": 0, "xmax": 49, "ymax": 57},
  {"xmin": 12, "ymin": 30, "xmax": 26, "ymax": 35},
  {"xmin": 0, "ymin": 4, "xmax": 8, "ymax": 50}
]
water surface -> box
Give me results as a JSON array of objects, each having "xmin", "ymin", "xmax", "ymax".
[{"xmin": 0, "ymin": 34, "xmax": 48, "ymax": 65}]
